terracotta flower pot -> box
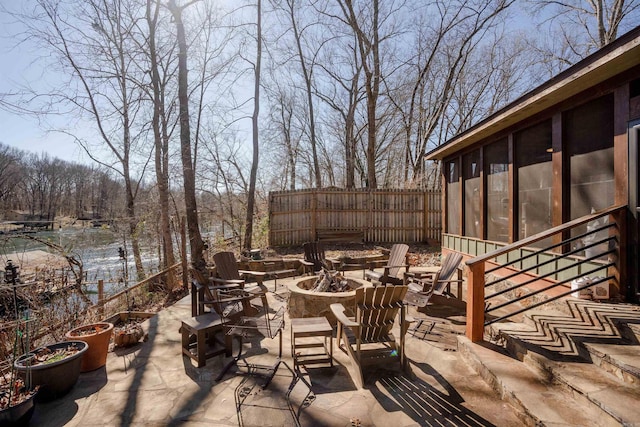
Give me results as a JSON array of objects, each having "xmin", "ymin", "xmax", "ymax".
[
  {"xmin": 14, "ymin": 341, "xmax": 88, "ymax": 402},
  {"xmin": 103, "ymin": 312, "xmax": 154, "ymax": 348},
  {"xmin": 65, "ymin": 322, "xmax": 114, "ymax": 372}
]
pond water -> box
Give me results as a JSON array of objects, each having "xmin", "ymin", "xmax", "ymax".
[{"xmin": 0, "ymin": 227, "xmax": 163, "ymax": 301}]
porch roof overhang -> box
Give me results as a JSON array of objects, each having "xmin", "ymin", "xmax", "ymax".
[{"xmin": 426, "ymin": 25, "xmax": 640, "ymax": 161}]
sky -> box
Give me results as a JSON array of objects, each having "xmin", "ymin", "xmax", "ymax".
[
  {"xmin": 1, "ymin": 2, "xmax": 99, "ymax": 165},
  {"xmin": 0, "ymin": 0, "xmax": 557, "ymax": 167}
]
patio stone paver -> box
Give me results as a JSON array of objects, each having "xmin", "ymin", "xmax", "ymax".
[{"xmin": 28, "ymin": 273, "xmax": 523, "ymax": 427}]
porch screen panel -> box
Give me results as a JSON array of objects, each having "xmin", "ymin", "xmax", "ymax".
[
  {"xmin": 516, "ymin": 120, "xmax": 552, "ymax": 243},
  {"xmin": 565, "ymin": 95, "xmax": 614, "ymax": 218},
  {"xmin": 446, "ymin": 159, "xmax": 460, "ymax": 234},
  {"xmin": 485, "ymin": 139, "xmax": 509, "ymax": 242},
  {"xmin": 565, "ymin": 95, "xmax": 614, "ymax": 258},
  {"xmin": 463, "ymin": 150, "xmax": 481, "ymax": 238}
]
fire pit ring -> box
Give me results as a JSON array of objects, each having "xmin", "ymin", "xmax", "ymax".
[{"xmin": 287, "ymin": 276, "xmax": 371, "ymax": 327}]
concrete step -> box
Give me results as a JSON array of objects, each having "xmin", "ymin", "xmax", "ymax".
[
  {"xmin": 516, "ymin": 301, "xmax": 640, "ymax": 385},
  {"xmin": 583, "ymin": 342, "xmax": 640, "ymax": 385},
  {"xmin": 458, "ymin": 335, "xmax": 618, "ymax": 427},
  {"xmin": 488, "ymin": 321, "xmax": 640, "ymax": 426},
  {"xmin": 515, "ymin": 311, "xmax": 640, "ymax": 384}
]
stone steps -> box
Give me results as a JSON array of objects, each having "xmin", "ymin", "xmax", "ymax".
[
  {"xmin": 460, "ymin": 299, "xmax": 640, "ymax": 426},
  {"xmin": 458, "ymin": 336, "xmax": 617, "ymax": 427}
]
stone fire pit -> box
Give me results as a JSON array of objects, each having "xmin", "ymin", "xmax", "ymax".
[{"xmin": 287, "ymin": 276, "xmax": 371, "ymax": 326}]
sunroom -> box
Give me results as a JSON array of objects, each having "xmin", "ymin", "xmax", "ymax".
[{"xmin": 426, "ymin": 25, "xmax": 640, "ymax": 341}]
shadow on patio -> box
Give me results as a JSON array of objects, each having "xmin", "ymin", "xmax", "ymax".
[{"xmin": 27, "ymin": 274, "xmax": 522, "ymax": 426}]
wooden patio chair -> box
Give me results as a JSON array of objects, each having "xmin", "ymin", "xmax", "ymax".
[
  {"xmin": 189, "ymin": 268, "xmax": 285, "ymax": 387},
  {"xmin": 364, "ymin": 243, "xmax": 410, "ymax": 285},
  {"xmin": 220, "ymin": 304, "xmax": 286, "ymax": 388},
  {"xmin": 330, "ymin": 284, "xmax": 411, "ymax": 388},
  {"xmin": 190, "ymin": 267, "xmax": 255, "ymax": 320},
  {"xmin": 211, "ymin": 251, "xmax": 268, "ymax": 309},
  {"xmin": 403, "ymin": 252, "xmax": 464, "ymax": 308},
  {"xmin": 183, "ymin": 268, "xmax": 258, "ymax": 368},
  {"xmin": 299, "ymin": 242, "xmax": 338, "ymax": 274}
]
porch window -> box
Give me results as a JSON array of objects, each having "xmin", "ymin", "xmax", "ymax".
[
  {"xmin": 565, "ymin": 95, "xmax": 614, "ymax": 219},
  {"xmin": 565, "ymin": 95, "xmax": 614, "ymax": 257},
  {"xmin": 463, "ymin": 150, "xmax": 481, "ymax": 238},
  {"xmin": 446, "ymin": 159, "xmax": 460, "ymax": 234},
  {"xmin": 485, "ymin": 139, "xmax": 509, "ymax": 242},
  {"xmin": 516, "ymin": 120, "xmax": 553, "ymax": 243}
]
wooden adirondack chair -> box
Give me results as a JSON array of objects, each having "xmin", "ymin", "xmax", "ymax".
[
  {"xmin": 403, "ymin": 252, "xmax": 464, "ymax": 308},
  {"xmin": 299, "ymin": 242, "xmax": 338, "ymax": 273},
  {"xmin": 330, "ymin": 284, "xmax": 411, "ymax": 388},
  {"xmin": 364, "ymin": 243, "xmax": 410, "ymax": 285},
  {"xmin": 190, "ymin": 267, "xmax": 254, "ymax": 320},
  {"xmin": 212, "ymin": 251, "xmax": 266, "ymax": 286}
]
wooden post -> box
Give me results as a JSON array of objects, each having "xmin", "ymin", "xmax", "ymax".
[
  {"xmin": 97, "ymin": 279, "xmax": 104, "ymax": 319},
  {"xmin": 466, "ymin": 261, "xmax": 486, "ymax": 342},
  {"xmin": 611, "ymin": 210, "xmax": 625, "ymax": 298},
  {"xmin": 416, "ymin": 191, "xmax": 429, "ymax": 243},
  {"xmin": 181, "ymin": 216, "xmax": 188, "ymax": 292},
  {"xmin": 311, "ymin": 189, "xmax": 317, "ymax": 241},
  {"xmin": 191, "ymin": 281, "xmax": 198, "ymax": 317}
]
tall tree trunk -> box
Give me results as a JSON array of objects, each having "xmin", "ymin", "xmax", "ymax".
[
  {"xmin": 345, "ymin": 73, "xmax": 358, "ymax": 188},
  {"xmin": 244, "ymin": 0, "xmax": 262, "ymax": 252},
  {"xmin": 148, "ymin": 0, "xmax": 176, "ymax": 289},
  {"xmin": 366, "ymin": 0, "xmax": 380, "ymax": 189},
  {"xmin": 287, "ymin": 0, "xmax": 321, "ymax": 188},
  {"xmin": 124, "ymin": 175, "xmax": 144, "ymax": 280},
  {"xmin": 342, "ymin": 0, "xmax": 379, "ymax": 188},
  {"xmin": 168, "ymin": 0, "xmax": 205, "ymax": 273}
]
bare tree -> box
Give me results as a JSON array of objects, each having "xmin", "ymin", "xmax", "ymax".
[
  {"xmin": 274, "ymin": 0, "xmax": 322, "ymax": 188},
  {"xmin": 389, "ymin": 0, "xmax": 515, "ymax": 184},
  {"xmin": 166, "ymin": 0, "xmax": 206, "ymax": 273},
  {"xmin": 336, "ymin": 0, "xmax": 383, "ymax": 188},
  {"xmin": 199, "ymin": 133, "xmax": 247, "ymax": 246},
  {"xmin": 143, "ymin": 0, "xmax": 177, "ymax": 288},
  {"xmin": 243, "ymin": 0, "xmax": 262, "ymax": 252},
  {"xmin": 16, "ymin": 0, "xmax": 150, "ymax": 279},
  {"xmin": 0, "ymin": 144, "xmax": 24, "ymax": 208},
  {"xmin": 314, "ymin": 32, "xmax": 363, "ymax": 189},
  {"xmin": 262, "ymin": 80, "xmax": 303, "ymax": 190},
  {"xmin": 526, "ymin": 0, "xmax": 640, "ymax": 62}
]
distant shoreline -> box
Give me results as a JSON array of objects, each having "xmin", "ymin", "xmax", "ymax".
[{"xmin": 1, "ymin": 249, "xmax": 67, "ymax": 274}]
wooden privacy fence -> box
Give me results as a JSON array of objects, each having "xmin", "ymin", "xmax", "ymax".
[{"xmin": 269, "ymin": 188, "xmax": 442, "ymax": 246}]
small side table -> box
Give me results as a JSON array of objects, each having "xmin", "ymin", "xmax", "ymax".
[
  {"xmin": 181, "ymin": 313, "xmax": 230, "ymax": 368},
  {"xmin": 291, "ymin": 317, "xmax": 333, "ymax": 369}
]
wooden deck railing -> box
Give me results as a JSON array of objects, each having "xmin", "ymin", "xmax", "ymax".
[
  {"xmin": 90, "ymin": 262, "xmax": 182, "ymax": 320},
  {"xmin": 465, "ymin": 204, "xmax": 626, "ymax": 342},
  {"xmin": 0, "ymin": 262, "xmax": 183, "ymax": 360}
]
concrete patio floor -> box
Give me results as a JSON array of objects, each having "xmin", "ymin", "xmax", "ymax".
[{"xmin": 29, "ymin": 273, "xmax": 522, "ymax": 427}]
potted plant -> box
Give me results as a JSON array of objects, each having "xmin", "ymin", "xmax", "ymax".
[
  {"xmin": 0, "ymin": 375, "xmax": 38, "ymax": 426},
  {"xmin": 65, "ymin": 322, "xmax": 114, "ymax": 372},
  {"xmin": 104, "ymin": 312, "xmax": 154, "ymax": 348},
  {"xmin": 1, "ymin": 261, "xmax": 38, "ymax": 425},
  {"xmin": 14, "ymin": 341, "xmax": 87, "ymax": 402}
]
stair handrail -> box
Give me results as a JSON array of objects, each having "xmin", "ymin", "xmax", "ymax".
[{"xmin": 465, "ymin": 204, "xmax": 627, "ymax": 342}]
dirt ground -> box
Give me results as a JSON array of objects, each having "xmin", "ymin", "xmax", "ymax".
[{"xmin": 262, "ymin": 242, "xmax": 444, "ymax": 268}]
